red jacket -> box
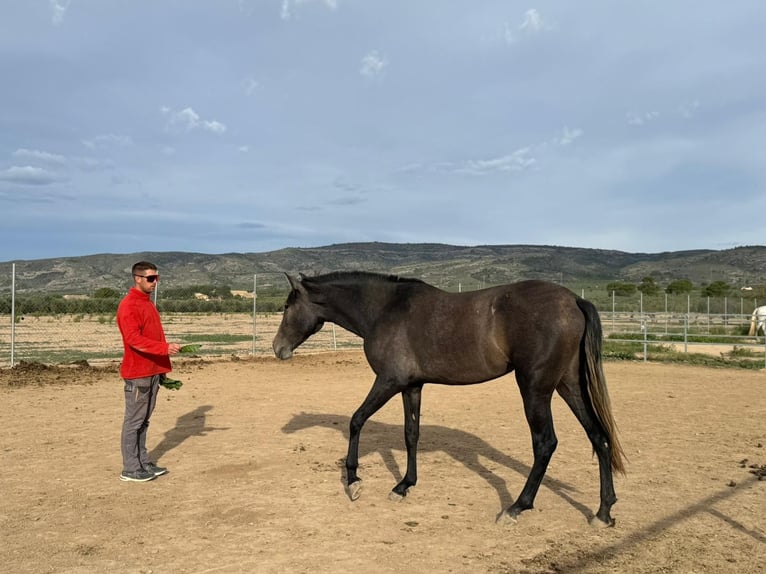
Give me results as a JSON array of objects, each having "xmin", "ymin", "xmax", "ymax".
[{"xmin": 117, "ymin": 287, "xmax": 172, "ymax": 379}]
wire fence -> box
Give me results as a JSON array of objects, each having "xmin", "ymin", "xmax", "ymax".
[
  {"xmin": 0, "ymin": 311, "xmax": 362, "ymax": 367},
  {"xmin": 2, "ymin": 265, "xmax": 766, "ymax": 368}
]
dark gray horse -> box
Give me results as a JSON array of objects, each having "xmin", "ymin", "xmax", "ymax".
[{"xmin": 273, "ymin": 271, "xmax": 625, "ymax": 526}]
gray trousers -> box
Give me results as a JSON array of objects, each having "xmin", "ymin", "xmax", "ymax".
[{"xmin": 121, "ymin": 375, "xmax": 160, "ymax": 472}]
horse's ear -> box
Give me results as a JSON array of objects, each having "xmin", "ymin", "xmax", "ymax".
[{"xmin": 285, "ymin": 273, "xmax": 306, "ymax": 291}]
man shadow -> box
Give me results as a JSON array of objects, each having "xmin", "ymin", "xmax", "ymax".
[
  {"xmin": 282, "ymin": 412, "xmax": 593, "ymax": 520},
  {"xmin": 151, "ymin": 405, "xmax": 230, "ymax": 461}
]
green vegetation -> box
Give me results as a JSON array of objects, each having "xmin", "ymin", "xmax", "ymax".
[
  {"xmin": 602, "ymin": 340, "xmax": 766, "ymax": 369},
  {"xmin": 637, "ymin": 277, "xmax": 661, "ymax": 296},
  {"xmin": 0, "ymin": 291, "xmax": 285, "ymax": 315},
  {"xmin": 700, "ymin": 280, "xmax": 731, "ymax": 298},
  {"xmin": 605, "ymin": 281, "xmax": 636, "ymax": 296},
  {"xmin": 93, "ymin": 287, "xmax": 120, "ymax": 298},
  {"xmin": 161, "ymin": 285, "xmax": 234, "ymax": 299},
  {"xmin": 666, "ymin": 279, "xmax": 693, "ymax": 294}
]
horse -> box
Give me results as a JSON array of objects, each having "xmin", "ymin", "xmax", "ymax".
[
  {"xmin": 748, "ymin": 305, "xmax": 766, "ymax": 339},
  {"xmin": 272, "ymin": 271, "xmax": 626, "ymax": 526}
]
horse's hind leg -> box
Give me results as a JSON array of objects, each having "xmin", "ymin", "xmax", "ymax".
[
  {"xmin": 390, "ymin": 385, "xmax": 423, "ymax": 499},
  {"xmin": 557, "ymin": 380, "xmax": 617, "ymax": 526},
  {"xmin": 503, "ymin": 377, "xmax": 558, "ymax": 521}
]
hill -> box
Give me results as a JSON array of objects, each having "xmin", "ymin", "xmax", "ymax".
[{"xmin": 2, "ymin": 243, "xmax": 765, "ymax": 294}]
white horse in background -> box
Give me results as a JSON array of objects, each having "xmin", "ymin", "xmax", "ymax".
[{"xmin": 748, "ymin": 306, "xmax": 766, "ymax": 338}]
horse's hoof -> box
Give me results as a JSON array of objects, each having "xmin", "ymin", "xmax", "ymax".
[
  {"xmin": 495, "ymin": 511, "xmax": 518, "ymax": 526},
  {"xmin": 388, "ymin": 490, "xmax": 405, "ymax": 502},
  {"xmin": 588, "ymin": 515, "xmax": 615, "ymax": 528},
  {"xmin": 346, "ymin": 480, "xmax": 362, "ymax": 501}
]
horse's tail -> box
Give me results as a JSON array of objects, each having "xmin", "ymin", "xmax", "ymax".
[
  {"xmin": 749, "ymin": 309, "xmax": 758, "ymax": 336},
  {"xmin": 577, "ymin": 298, "xmax": 627, "ymax": 475}
]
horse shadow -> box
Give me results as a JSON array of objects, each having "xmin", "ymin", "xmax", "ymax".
[
  {"xmin": 151, "ymin": 405, "xmax": 230, "ymax": 461},
  {"xmin": 281, "ymin": 412, "xmax": 593, "ymax": 520}
]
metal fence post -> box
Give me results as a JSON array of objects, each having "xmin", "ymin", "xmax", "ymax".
[
  {"xmin": 11, "ymin": 262, "xmax": 15, "ymax": 367},
  {"xmin": 641, "ymin": 317, "xmax": 648, "ymax": 362}
]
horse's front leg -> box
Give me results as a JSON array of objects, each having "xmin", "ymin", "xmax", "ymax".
[
  {"xmin": 345, "ymin": 375, "xmax": 401, "ymax": 501},
  {"xmin": 390, "ymin": 384, "xmax": 423, "ymax": 500}
]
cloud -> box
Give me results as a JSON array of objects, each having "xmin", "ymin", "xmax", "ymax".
[
  {"xmin": 679, "ymin": 100, "xmax": 701, "ymax": 119},
  {"xmin": 281, "ymin": 0, "xmax": 339, "ymax": 20},
  {"xmin": 237, "ymin": 221, "xmax": 268, "ymax": 230},
  {"xmin": 360, "ymin": 50, "xmax": 388, "ymax": 80},
  {"xmin": 71, "ymin": 156, "xmax": 115, "ymax": 172},
  {"xmin": 242, "ymin": 77, "xmax": 259, "ymax": 96},
  {"xmin": 237, "ymin": 0, "xmax": 255, "ymax": 15},
  {"xmin": 161, "ymin": 106, "xmax": 227, "ymax": 134},
  {"xmin": 520, "ymin": 9, "xmax": 545, "ymax": 33},
  {"xmin": 7, "ymin": 149, "xmax": 114, "ymax": 180},
  {"xmin": 328, "ymin": 196, "xmax": 367, "ymax": 206},
  {"xmin": 439, "ymin": 148, "xmax": 537, "ymax": 176},
  {"xmin": 81, "ymin": 134, "xmax": 133, "ymax": 150},
  {"xmin": 554, "ymin": 126, "xmax": 583, "ymax": 146},
  {"xmin": 504, "ymin": 9, "xmax": 551, "ymax": 44},
  {"xmin": 50, "ymin": 0, "xmax": 70, "ymax": 26},
  {"xmin": 423, "ymin": 125, "xmax": 580, "ymax": 176},
  {"xmin": 12, "ymin": 148, "xmax": 67, "ymax": 166},
  {"xmin": 0, "ymin": 166, "xmax": 65, "ymax": 186},
  {"xmin": 627, "ymin": 111, "xmax": 660, "ymax": 126}
]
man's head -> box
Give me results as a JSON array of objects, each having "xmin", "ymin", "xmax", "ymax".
[{"xmin": 131, "ymin": 261, "xmax": 159, "ymax": 294}]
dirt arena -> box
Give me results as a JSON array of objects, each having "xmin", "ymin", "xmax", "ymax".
[{"xmin": 1, "ymin": 352, "xmax": 764, "ymax": 574}]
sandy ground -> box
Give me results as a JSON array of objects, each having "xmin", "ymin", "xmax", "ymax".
[{"xmin": 1, "ymin": 352, "xmax": 764, "ymax": 574}]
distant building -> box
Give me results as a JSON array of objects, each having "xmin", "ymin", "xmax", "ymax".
[{"xmin": 231, "ymin": 290, "xmax": 254, "ymax": 299}]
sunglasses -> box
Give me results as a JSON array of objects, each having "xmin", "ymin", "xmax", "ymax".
[{"xmin": 135, "ymin": 274, "xmax": 160, "ymax": 283}]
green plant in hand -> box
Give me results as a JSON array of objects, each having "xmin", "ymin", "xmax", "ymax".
[
  {"xmin": 160, "ymin": 344, "xmax": 201, "ymax": 390},
  {"xmin": 179, "ymin": 344, "xmax": 201, "ymax": 354},
  {"xmin": 160, "ymin": 376, "xmax": 183, "ymax": 390}
]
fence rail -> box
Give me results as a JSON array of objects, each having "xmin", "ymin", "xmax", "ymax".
[
  {"xmin": 3, "ymin": 309, "xmax": 766, "ymax": 368},
  {"xmin": 0, "ymin": 312, "xmax": 363, "ymax": 367}
]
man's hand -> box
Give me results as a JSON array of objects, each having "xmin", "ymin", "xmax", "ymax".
[{"xmin": 168, "ymin": 343, "xmax": 182, "ymax": 355}]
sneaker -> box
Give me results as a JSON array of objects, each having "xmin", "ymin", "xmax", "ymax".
[
  {"xmin": 144, "ymin": 462, "xmax": 168, "ymax": 476},
  {"xmin": 119, "ymin": 469, "xmax": 156, "ymax": 482}
]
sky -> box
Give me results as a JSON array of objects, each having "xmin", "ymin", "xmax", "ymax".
[{"xmin": 1, "ymin": 1, "xmax": 765, "ymax": 262}]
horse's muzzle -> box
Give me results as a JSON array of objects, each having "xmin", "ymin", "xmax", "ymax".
[{"xmin": 273, "ymin": 342, "xmax": 293, "ymax": 360}]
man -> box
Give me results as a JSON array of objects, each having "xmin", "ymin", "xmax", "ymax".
[{"xmin": 116, "ymin": 261, "xmax": 181, "ymax": 482}]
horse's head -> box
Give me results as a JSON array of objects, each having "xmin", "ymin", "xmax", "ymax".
[{"xmin": 272, "ymin": 273, "xmax": 325, "ymax": 360}]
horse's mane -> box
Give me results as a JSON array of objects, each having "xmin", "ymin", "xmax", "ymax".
[{"xmin": 304, "ymin": 271, "xmax": 424, "ymax": 286}]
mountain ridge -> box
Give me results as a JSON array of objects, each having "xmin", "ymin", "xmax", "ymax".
[{"xmin": 2, "ymin": 242, "xmax": 764, "ymax": 294}]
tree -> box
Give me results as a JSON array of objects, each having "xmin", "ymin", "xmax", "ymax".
[
  {"xmin": 606, "ymin": 281, "xmax": 636, "ymax": 296},
  {"xmin": 665, "ymin": 279, "xmax": 693, "ymax": 295},
  {"xmin": 701, "ymin": 280, "xmax": 731, "ymax": 298},
  {"xmin": 637, "ymin": 277, "xmax": 660, "ymax": 296}
]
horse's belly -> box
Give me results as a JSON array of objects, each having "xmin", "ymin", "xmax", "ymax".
[{"xmin": 415, "ymin": 346, "xmax": 510, "ymax": 384}]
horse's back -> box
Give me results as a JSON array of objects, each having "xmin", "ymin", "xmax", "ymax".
[{"xmin": 369, "ymin": 279, "xmax": 586, "ymax": 384}]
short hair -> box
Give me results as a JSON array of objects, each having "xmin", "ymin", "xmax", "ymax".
[{"xmin": 131, "ymin": 261, "xmax": 158, "ymax": 275}]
